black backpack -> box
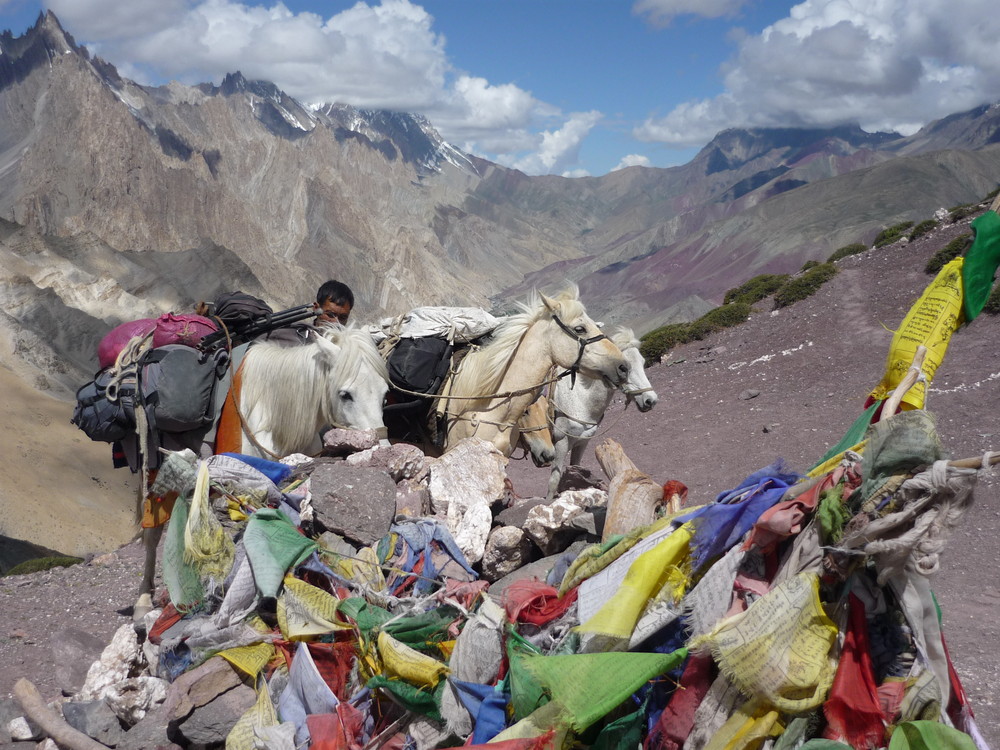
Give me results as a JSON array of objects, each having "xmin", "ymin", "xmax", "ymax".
[
  {"xmin": 72, "ymin": 345, "xmax": 228, "ymax": 443},
  {"xmin": 387, "ymin": 336, "xmax": 454, "ymax": 397},
  {"xmin": 211, "ymin": 291, "xmax": 273, "ymax": 329},
  {"xmin": 71, "ymin": 368, "xmax": 139, "ymax": 443}
]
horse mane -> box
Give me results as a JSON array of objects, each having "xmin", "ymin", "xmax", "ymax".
[
  {"xmin": 609, "ymin": 327, "xmax": 639, "ymax": 351},
  {"xmin": 239, "ymin": 325, "xmax": 387, "ymax": 453},
  {"xmin": 448, "ymin": 287, "xmax": 584, "ymax": 408}
]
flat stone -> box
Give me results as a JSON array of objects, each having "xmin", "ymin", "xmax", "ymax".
[
  {"xmin": 556, "ymin": 465, "xmax": 607, "ymax": 494},
  {"xmin": 168, "ymin": 683, "xmax": 255, "ymax": 747},
  {"xmin": 395, "ymin": 479, "xmax": 429, "ymax": 517},
  {"xmin": 310, "ymin": 462, "xmax": 398, "ymax": 547},
  {"xmin": 61, "ymin": 699, "xmax": 126, "ymax": 746},
  {"xmin": 321, "ymin": 428, "xmax": 380, "ymax": 456},
  {"xmin": 346, "ymin": 443, "xmax": 428, "ymax": 481},
  {"xmin": 52, "ymin": 627, "xmax": 108, "ymax": 697}
]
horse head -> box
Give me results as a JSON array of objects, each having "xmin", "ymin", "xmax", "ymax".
[
  {"xmin": 613, "ymin": 330, "xmax": 658, "ymax": 413},
  {"xmin": 314, "ymin": 325, "xmax": 390, "ymax": 439},
  {"xmin": 539, "ymin": 289, "xmax": 629, "ymax": 386},
  {"xmin": 517, "ymin": 395, "xmax": 555, "ymax": 467}
]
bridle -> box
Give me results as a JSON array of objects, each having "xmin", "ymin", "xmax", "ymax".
[{"xmin": 551, "ymin": 314, "xmax": 609, "ymax": 386}]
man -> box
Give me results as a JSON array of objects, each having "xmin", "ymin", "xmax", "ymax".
[{"xmin": 315, "ymin": 279, "xmax": 354, "ymax": 326}]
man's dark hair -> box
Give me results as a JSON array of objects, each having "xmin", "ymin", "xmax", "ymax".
[{"xmin": 316, "ymin": 280, "xmax": 354, "ymax": 308}]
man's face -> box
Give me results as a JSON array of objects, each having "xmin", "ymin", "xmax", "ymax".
[{"xmin": 317, "ymin": 299, "xmax": 352, "ymax": 325}]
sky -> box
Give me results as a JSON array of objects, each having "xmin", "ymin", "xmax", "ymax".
[{"xmin": 1, "ymin": 0, "xmax": 999, "ymax": 177}]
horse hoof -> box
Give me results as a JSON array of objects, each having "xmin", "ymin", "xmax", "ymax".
[{"xmin": 133, "ymin": 593, "xmax": 153, "ymax": 636}]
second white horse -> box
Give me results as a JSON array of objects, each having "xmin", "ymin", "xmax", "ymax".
[{"xmin": 545, "ymin": 328, "xmax": 658, "ymax": 500}]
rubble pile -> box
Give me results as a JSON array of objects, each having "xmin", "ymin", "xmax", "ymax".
[{"xmin": 6, "ymin": 410, "xmax": 991, "ymax": 750}]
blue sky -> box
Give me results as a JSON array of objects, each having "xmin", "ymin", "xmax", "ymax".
[{"xmin": 2, "ymin": 0, "xmax": 999, "ymax": 177}]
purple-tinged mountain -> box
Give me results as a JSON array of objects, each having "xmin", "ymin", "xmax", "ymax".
[{"xmin": 2, "ymin": 11, "xmax": 999, "ymax": 397}]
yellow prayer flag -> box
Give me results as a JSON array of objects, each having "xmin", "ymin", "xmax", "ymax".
[
  {"xmin": 576, "ymin": 523, "xmax": 693, "ymax": 643},
  {"xmin": 691, "ymin": 572, "xmax": 837, "ymax": 713},
  {"xmin": 376, "ymin": 630, "xmax": 450, "ymax": 688},
  {"xmin": 218, "ymin": 641, "xmax": 276, "ymax": 679},
  {"xmin": 869, "ymin": 258, "xmax": 964, "ymax": 411},
  {"xmin": 277, "ymin": 574, "xmax": 348, "ymax": 639}
]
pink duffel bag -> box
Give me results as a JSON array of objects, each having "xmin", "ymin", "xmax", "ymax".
[{"xmin": 98, "ymin": 313, "xmax": 218, "ymax": 368}]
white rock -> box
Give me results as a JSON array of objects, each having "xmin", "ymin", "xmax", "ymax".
[
  {"xmin": 78, "ymin": 623, "xmax": 143, "ymax": 701},
  {"xmin": 428, "ymin": 438, "xmax": 506, "ymax": 563}
]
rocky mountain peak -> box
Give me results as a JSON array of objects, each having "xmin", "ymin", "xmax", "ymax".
[
  {"xmin": 697, "ymin": 124, "xmax": 901, "ymax": 174},
  {"xmin": 0, "ymin": 11, "xmax": 84, "ymax": 88}
]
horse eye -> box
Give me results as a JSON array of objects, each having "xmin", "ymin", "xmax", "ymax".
[
  {"xmin": 573, "ymin": 325, "xmax": 586, "ymax": 334},
  {"xmin": 339, "ymin": 390, "xmax": 353, "ymax": 402}
]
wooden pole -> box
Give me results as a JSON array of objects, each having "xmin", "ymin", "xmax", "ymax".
[
  {"xmin": 13, "ymin": 679, "xmax": 111, "ymax": 750},
  {"xmin": 596, "ymin": 439, "xmax": 665, "ymax": 541}
]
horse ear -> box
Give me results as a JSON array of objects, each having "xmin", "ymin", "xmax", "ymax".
[{"xmin": 540, "ymin": 292, "xmax": 560, "ymax": 314}]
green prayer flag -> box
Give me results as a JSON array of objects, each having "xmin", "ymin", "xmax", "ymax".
[
  {"xmin": 887, "ymin": 720, "xmax": 976, "ymax": 750},
  {"xmin": 162, "ymin": 495, "xmax": 204, "ymax": 610},
  {"xmin": 242, "ymin": 509, "xmax": 317, "ymax": 599},
  {"xmin": 962, "ymin": 210, "xmax": 1000, "ymax": 322},
  {"xmin": 589, "ymin": 694, "xmax": 648, "ymax": 750},
  {"xmin": 367, "ymin": 675, "xmax": 445, "ymax": 720},
  {"xmin": 521, "ymin": 648, "xmax": 687, "ymax": 733},
  {"xmin": 812, "ymin": 401, "xmax": 880, "ymax": 470},
  {"xmin": 507, "ymin": 629, "xmax": 549, "ymax": 721}
]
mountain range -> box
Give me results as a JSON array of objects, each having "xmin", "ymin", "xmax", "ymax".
[{"xmin": 1, "ymin": 11, "xmax": 999, "ymax": 398}]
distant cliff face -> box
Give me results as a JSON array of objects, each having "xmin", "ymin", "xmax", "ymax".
[{"xmin": 1, "ymin": 13, "xmax": 999, "ymax": 397}]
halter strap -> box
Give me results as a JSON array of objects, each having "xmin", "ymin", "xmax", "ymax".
[{"xmin": 551, "ymin": 314, "xmax": 608, "ymax": 386}]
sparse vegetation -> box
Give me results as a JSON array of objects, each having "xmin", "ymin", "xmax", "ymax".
[
  {"xmin": 925, "ymin": 234, "xmax": 972, "ymax": 274},
  {"xmin": 874, "ymin": 221, "xmax": 915, "ymax": 248},
  {"xmin": 3, "ymin": 556, "xmax": 82, "ymax": 577},
  {"xmin": 723, "ymin": 273, "xmax": 790, "ymax": 305},
  {"xmin": 686, "ymin": 302, "xmax": 752, "ymax": 341},
  {"xmin": 985, "ymin": 186, "xmax": 1000, "ymax": 201},
  {"xmin": 949, "ymin": 203, "xmax": 978, "ymax": 223},
  {"xmin": 827, "ymin": 243, "xmax": 867, "ymax": 263},
  {"xmin": 800, "ymin": 260, "xmax": 820, "ymax": 272},
  {"xmin": 639, "ymin": 302, "xmax": 752, "ymax": 363},
  {"xmin": 983, "ymin": 283, "xmax": 1000, "ymax": 315},
  {"xmin": 773, "ymin": 263, "xmax": 839, "ymax": 308},
  {"xmin": 908, "ymin": 219, "xmax": 938, "ymax": 242},
  {"xmin": 639, "ymin": 323, "xmax": 693, "ymax": 363}
]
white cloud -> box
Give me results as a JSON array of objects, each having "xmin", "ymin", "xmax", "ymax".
[
  {"xmin": 633, "ymin": 0, "xmax": 748, "ymax": 27},
  {"xmin": 612, "ymin": 154, "xmax": 651, "ymax": 171},
  {"xmin": 637, "ymin": 0, "xmax": 1000, "ymax": 147},
  {"xmin": 40, "ymin": 0, "xmax": 591, "ymax": 175},
  {"xmin": 504, "ymin": 111, "xmax": 602, "ymax": 176}
]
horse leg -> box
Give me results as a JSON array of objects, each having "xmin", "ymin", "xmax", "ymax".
[
  {"xmin": 546, "ymin": 435, "xmax": 570, "ymax": 502},
  {"xmin": 568, "ymin": 436, "xmax": 589, "ymax": 467},
  {"xmin": 133, "ymin": 524, "xmax": 163, "ymax": 633}
]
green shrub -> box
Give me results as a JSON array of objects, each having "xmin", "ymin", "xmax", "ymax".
[
  {"xmin": 873, "ymin": 221, "xmax": 914, "ymax": 248},
  {"xmin": 908, "ymin": 219, "xmax": 937, "ymax": 242},
  {"xmin": 639, "ymin": 323, "xmax": 693, "ymax": 363},
  {"xmin": 686, "ymin": 302, "xmax": 752, "ymax": 340},
  {"xmin": 800, "ymin": 260, "xmax": 820, "ymax": 272},
  {"xmin": 3, "ymin": 556, "xmax": 82, "ymax": 577},
  {"xmin": 723, "ymin": 274, "xmax": 790, "ymax": 305},
  {"xmin": 949, "ymin": 204, "xmax": 977, "ymax": 223},
  {"xmin": 827, "ymin": 243, "xmax": 867, "ymax": 263},
  {"xmin": 773, "ymin": 263, "xmax": 838, "ymax": 308},
  {"xmin": 983, "ymin": 283, "xmax": 1000, "ymax": 315},
  {"xmin": 639, "ymin": 302, "xmax": 753, "ymax": 362},
  {"xmin": 925, "ymin": 233, "xmax": 972, "ymax": 274}
]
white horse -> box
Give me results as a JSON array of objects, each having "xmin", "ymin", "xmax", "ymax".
[
  {"xmin": 229, "ymin": 325, "xmax": 389, "ymax": 458},
  {"xmin": 544, "ymin": 328, "xmax": 658, "ymax": 500},
  {"xmin": 440, "ymin": 288, "xmax": 629, "ymax": 458},
  {"xmin": 134, "ymin": 324, "xmax": 389, "ymax": 626}
]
